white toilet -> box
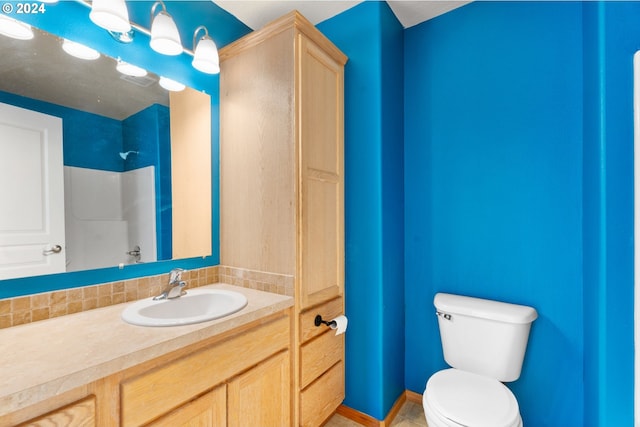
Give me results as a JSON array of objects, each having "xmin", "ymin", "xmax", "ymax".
[{"xmin": 423, "ymin": 293, "xmax": 537, "ymax": 427}]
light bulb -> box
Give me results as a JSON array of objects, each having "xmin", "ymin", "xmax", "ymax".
[
  {"xmin": 0, "ymin": 15, "xmax": 34, "ymax": 40},
  {"xmin": 90, "ymin": 0, "xmax": 131, "ymax": 33},
  {"xmin": 62, "ymin": 39, "xmax": 100, "ymax": 60},
  {"xmin": 159, "ymin": 76, "xmax": 185, "ymax": 92},
  {"xmin": 150, "ymin": 2, "xmax": 182, "ymax": 56},
  {"xmin": 116, "ymin": 60, "xmax": 147, "ymax": 77},
  {"xmin": 192, "ymin": 35, "xmax": 219, "ymax": 74}
]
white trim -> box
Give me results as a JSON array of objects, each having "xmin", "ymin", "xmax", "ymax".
[{"xmin": 632, "ymin": 50, "xmax": 640, "ymax": 427}]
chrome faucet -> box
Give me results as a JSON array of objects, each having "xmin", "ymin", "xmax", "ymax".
[{"xmin": 153, "ymin": 268, "xmax": 187, "ymax": 300}]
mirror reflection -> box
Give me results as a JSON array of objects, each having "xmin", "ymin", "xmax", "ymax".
[{"xmin": 0, "ymin": 26, "xmax": 198, "ymax": 280}]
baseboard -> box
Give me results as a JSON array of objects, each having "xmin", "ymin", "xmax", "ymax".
[
  {"xmin": 405, "ymin": 390, "xmax": 423, "ymax": 404},
  {"xmin": 335, "ymin": 390, "xmax": 422, "ymax": 427},
  {"xmin": 335, "ymin": 405, "xmax": 381, "ymax": 427}
]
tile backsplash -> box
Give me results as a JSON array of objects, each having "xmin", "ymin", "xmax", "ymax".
[
  {"xmin": 218, "ymin": 266, "xmax": 294, "ymax": 297},
  {"xmin": 0, "ymin": 265, "xmax": 293, "ymax": 329}
]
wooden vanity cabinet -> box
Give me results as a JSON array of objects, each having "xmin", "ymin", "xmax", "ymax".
[
  {"xmin": 120, "ymin": 312, "xmax": 290, "ymax": 427},
  {"xmin": 220, "ymin": 11, "xmax": 346, "ymax": 427},
  {"xmin": 7, "ymin": 310, "xmax": 291, "ymax": 427},
  {"xmin": 144, "ymin": 351, "xmax": 290, "ymax": 427}
]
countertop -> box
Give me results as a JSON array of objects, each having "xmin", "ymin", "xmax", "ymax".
[{"xmin": 0, "ymin": 283, "xmax": 293, "ymax": 416}]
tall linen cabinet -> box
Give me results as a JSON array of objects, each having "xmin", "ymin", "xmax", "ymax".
[{"xmin": 219, "ymin": 11, "xmax": 347, "ymax": 427}]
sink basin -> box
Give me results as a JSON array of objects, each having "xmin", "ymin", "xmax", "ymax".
[{"xmin": 121, "ymin": 289, "xmax": 248, "ymax": 327}]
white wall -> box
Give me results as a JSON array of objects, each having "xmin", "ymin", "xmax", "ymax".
[
  {"xmin": 64, "ymin": 166, "xmax": 156, "ymax": 271},
  {"xmin": 122, "ymin": 166, "xmax": 157, "ymax": 264}
]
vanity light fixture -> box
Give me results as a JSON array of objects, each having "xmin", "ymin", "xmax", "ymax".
[
  {"xmin": 62, "ymin": 39, "xmax": 100, "ymax": 60},
  {"xmin": 116, "ymin": 59, "xmax": 147, "ymax": 77},
  {"xmin": 192, "ymin": 26, "xmax": 219, "ymax": 74},
  {"xmin": 159, "ymin": 76, "xmax": 185, "ymax": 92},
  {"xmin": 89, "ymin": 0, "xmax": 131, "ymax": 33},
  {"xmin": 81, "ymin": 0, "xmax": 221, "ymax": 74},
  {"xmin": 0, "ymin": 15, "xmax": 34, "ymax": 40},
  {"xmin": 149, "ymin": 0, "xmax": 183, "ymax": 56}
]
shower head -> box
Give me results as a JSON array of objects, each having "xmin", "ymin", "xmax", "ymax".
[{"xmin": 119, "ymin": 150, "xmax": 139, "ymax": 160}]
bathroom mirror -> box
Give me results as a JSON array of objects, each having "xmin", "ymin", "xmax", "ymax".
[{"xmin": 0, "ymin": 26, "xmax": 211, "ymax": 280}]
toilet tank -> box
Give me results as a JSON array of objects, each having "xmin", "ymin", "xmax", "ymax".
[{"xmin": 434, "ymin": 293, "xmax": 537, "ymax": 382}]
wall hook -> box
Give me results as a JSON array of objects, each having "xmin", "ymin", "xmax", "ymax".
[{"xmin": 314, "ymin": 314, "xmax": 337, "ymax": 328}]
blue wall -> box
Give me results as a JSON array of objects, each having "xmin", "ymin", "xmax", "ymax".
[
  {"xmin": 0, "ymin": 91, "xmax": 170, "ymax": 175},
  {"xmin": 403, "ymin": 1, "xmax": 637, "ymax": 426},
  {"xmin": 0, "ymin": 90, "xmax": 124, "ymax": 171},
  {"xmin": 405, "ymin": 3, "xmax": 585, "ymax": 426},
  {"xmin": 319, "ymin": 2, "xmax": 406, "ymax": 420},
  {"xmin": 0, "ymin": 1, "xmax": 250, "ymax": 297},
  {"xmin": 583, "ymin": 2, "xmax": 636, "ymax": 425}
]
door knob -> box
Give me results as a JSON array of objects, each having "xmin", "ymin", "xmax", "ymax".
[{"xmin": 43, "ymin": 245, "xmax": 62, "ymax": 255}]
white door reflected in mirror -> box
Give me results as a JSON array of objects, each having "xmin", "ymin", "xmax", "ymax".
[{"xmin": 0, "ymin": 102, "xmax": 65, "ymax": 279}]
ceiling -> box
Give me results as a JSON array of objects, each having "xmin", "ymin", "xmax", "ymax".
[
  {"xmin": 212, "ymin": 1, "xmax": 471, "ymax": 30},
  {"xmin": 0, "ymin": 28, "xmax": 168, "ymax": 120}
]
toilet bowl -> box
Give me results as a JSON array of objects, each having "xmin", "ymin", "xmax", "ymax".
[
  {"xmin": 422, "ymin": 293, "xmax": 537, "ymax": 427},
  {"xmin": 423, "ymin": 369, "xmax": 522, "ymax": 427}
]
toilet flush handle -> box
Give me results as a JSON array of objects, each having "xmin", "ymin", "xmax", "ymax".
[{"xmin": 436, "ymin": 311, "xmax": 452, "ymax": 321}]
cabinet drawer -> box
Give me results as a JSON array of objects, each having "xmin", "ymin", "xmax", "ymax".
[
  {"xmin": 299, "ymin": 297, "xmax": 343, "ymax": 343},
  {"xmin": 18, "ymin": 396, "xmax": 96, "ymax": 427},
  {"xmin": 145, "ymin": 385, "xmax": 226, "ymax": 427},
  {"xmin": 300, "ymin": 329, "xmax": 343, "ymax": 389},
  {"xmin": 300, "ymin": 361, "xmax": 344, "ymax": 427},
  {"xmin": 121, "ymin": 314, "xmax": 289, "ymax": 427}
]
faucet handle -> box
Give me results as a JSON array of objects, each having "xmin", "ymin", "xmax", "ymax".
[
  {"xmin": 169, "ymin": 268, "xmax": 186, "ymax": 283},
  {"xmin": 166, "ymin": 281, "xmax": 187, "ymax": 299}
]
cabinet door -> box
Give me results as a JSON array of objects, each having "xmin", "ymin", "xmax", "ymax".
[
  {"xmin": 18, "ymin": 396, "xmax": 95, "ymax": 427},
  {"xmin": 219, "ymin": 27, "xmax": 296, "ymax": 276},
  {"xmin": 297, "ymin": 34, "xmax": 345, "ymax": 309},
  {"xmin": 228, "ymin": 351, "xmax": 290, "ymax": 427},
  {"xmin": 145, "ymin": 385, "xmax": 225, "ymax": 427}
]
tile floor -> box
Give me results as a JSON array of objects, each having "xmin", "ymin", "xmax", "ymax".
[{"xmin": 324, "ymin": 400, "xmax": 427, "ymax": 427}]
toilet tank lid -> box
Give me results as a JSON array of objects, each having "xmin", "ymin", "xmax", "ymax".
[{"xmin": 434, "ymin": 293, "xmax": 538, "ymax": 324}]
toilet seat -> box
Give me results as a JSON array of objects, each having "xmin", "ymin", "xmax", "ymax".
[{"xmin": 423, "ymin": 369, "xmax": 521, "ymax": 427}]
